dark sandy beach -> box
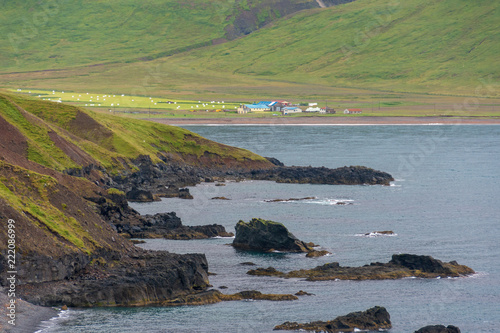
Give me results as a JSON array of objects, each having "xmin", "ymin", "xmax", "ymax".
[{"xmin": 1, "ymin": 290, "xmax": 58, "ymax": 333}]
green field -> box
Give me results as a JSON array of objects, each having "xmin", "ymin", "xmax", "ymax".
[
  {"xmin": 9, "ymin": 88, "xmax": 500, "ymax": 119},
  {"xmin": 12, "ymin": 88, "xmax": 243, "ymax": 112}
]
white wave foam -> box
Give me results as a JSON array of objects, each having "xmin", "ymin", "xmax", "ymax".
[
  {"xmin": 35, "ymin": 309, "xmax": 71, "ymax": 333},
  {"xmin": 267, "ymin": 198, "xmax": 354, "ymax": 205},
  {"xmin": 354, "ymin": 232, "xmax": 397, "ymax": 238},
  {"xmin": 213, "ymin": 236, "xmax": 235, "ymax": 239},
  {"xmin": 468, "ymin": 271, "xmax": 488, "ymax": 279}
]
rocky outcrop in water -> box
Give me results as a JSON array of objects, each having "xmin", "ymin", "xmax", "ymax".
[
  {"xmin": 161, "ymin": 289, "xmax": 298, "ymax": 306},
  {"xmin": 274, "ymin": 306, "xmax": 391, "ymax": 332},
  {"xmin": 247, "ymin": 165, "xmax": 394, "ymax": 185},
  {"xmin": 96, "ymin": 190, "xmax": 233, "ymax": 239},
  {"xmin": 414, "ymin": 325, "xmax": 461, "ymax": 333},
  {"xmin": 232, "ymin": 218, "xmax": 313, "ymax": 253},
  {"xmin": 111, "ymin": 156, "xmax": 394, "ymax": 203},
  {"xmin": 248, "ymin": 254, "xmax": 475, "ymax": 280}
]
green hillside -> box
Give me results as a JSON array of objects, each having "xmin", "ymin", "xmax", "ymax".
[
  {"xmin": 0, "ymin": 0, "xmax": 326, "ymax": 73},
  {"xmin": 0, "ymin": 0, "xmax": 236, "ymax": 72},
  {"xmin": 159, "ymin": 0, "xmax": 500, "ymax": 95},
  {"xmin": 1, "ymin": 0, "xmax": 498, "ymax": 98}
]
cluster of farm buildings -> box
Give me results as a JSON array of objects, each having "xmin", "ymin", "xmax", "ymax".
[{"xmin": 237, "ymin": 100, "xmax": 362, "ymax": 115}]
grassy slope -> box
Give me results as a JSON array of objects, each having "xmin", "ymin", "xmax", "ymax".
[
  {"xmin": 1, "ymin": 92, "xmax": 268, "ymax": 171},
  {"xmin": 0, "ymin": 0, "xmax": 318, "ymax": 73},
  {"xmin": 159, "ymin": 0, "xmax": 500, "ymax": 95},
  {"xmin": 0, "ymin": 161, "xmax": 97, "ymax": 253},
  {"xmin": 0, "ymin": 0, "xmax": 236, "ymax": 72}
]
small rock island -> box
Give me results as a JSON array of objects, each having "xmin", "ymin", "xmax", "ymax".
[
  {"xmin": 274, "ymin": 306, "xmax": 391, "ymax": 332},
  {"xmin": 232, "ymin": 218, "xmax": 314, "ymax": 252},
  {"xmin": 249, "ymin": 254, "xmax": 475, "ymax": 280}
]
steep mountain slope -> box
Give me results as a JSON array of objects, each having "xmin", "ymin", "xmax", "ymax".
[
  {"xmin": 0, "ymin": 0, "xmax": 329, "ymax": 73},
  {"xmin": 158, "ymin": 0, "xmax": 500, "ymax": 95}
]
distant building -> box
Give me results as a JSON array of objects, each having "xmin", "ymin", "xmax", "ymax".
[
  {"xmin": 305, "ymin": 107, "xmax": 322, "ymax": 112},
  {"xmin": 282, "ymin": 107, "xmax": 302, "ymax": 115},
  {"xmin": 273, "ymin": 100, "xmax": 291, "ymax": 106},
  {"xmin": 269, "ymin": 101, "xmax": 285, "ymax": 112},
  {"xmin": 308, "ymin": 103, "xmax": 318, "ymax": 106},
  {"xmin": 237, "ymin": 106, "xmax": 248, "ymax": 114},
  {"xmin": 243, "ymin": 102, "xmax": 271, "ymax": 112},
  {"xmin": 321, "ymin": 107, "xmax": 335, "ymax": 114},
  {"xmin": 344, "ymin": 108, "xmax": 362, "ymax": 114}
]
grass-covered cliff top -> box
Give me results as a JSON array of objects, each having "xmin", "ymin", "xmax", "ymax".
[{"xmin": 0, "ymin": 91, "xmax": 270, "ymax": 172}]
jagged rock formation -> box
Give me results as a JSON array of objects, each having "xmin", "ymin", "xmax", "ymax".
[
  {"xmin": 232, "ymin": 218, "xmax": 313, "ymax": 252},
  {"xmin": 414, "ymin": 325, "xmax": 461, "ymax": 333},
  {"xmin": 274, "ymin": 306, "xmax": 391, "ymax": 332},
  {"xmin": 248, "ymin": 254, "xmax": 475, "ymax": 280},
  {"xmin": 98, "ymin": 192, "xmax": 233, "ymax": 239}
]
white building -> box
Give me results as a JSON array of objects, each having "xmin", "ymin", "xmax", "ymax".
[{"xmin": 305, "ymin": 107, "xmax": 322, "ymax": 112}]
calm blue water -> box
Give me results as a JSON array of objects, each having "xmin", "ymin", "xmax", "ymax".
[{"xmin": 39, "ymin": 125, "xmax": 500, "ymax": 333}]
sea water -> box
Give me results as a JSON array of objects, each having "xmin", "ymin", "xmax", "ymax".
[{"xmin": 39, "ymin": 125, "xmax": 500, "ymax": 332}]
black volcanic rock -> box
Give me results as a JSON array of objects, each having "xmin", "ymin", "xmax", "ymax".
[
  {"xmin": 248, "ymin": 254, "xmax": 475, "ymax": 280},
  {"xmin": 274, "ymin": 306, "xmax": 391, "ymax": 332},
  {"xmin": 232, "ymin": 218, "xmax": 313, "ymax": 252},
  {"xmin": 248, "ymin": 165, "xmax": 394, "ymax": 185},
  {"xmin": 126, "ymin": 187, "xmax": 155, "ymax": 202},
  {"xmin": 265, "ymin": 157, "xmax": 285, "ymax": 166},
  {"xmin": 414, "ymin": 325, "xmax": 461, "ymax": 333},
  {"xmin": 18, "ymin": 251, "xmax": 210, "ymax": 307},
  {"xmin": 390, "ymin": 254, "xmax": 458, "ymax": 275},
  {"xmin": 114, "ymin": 212, "xmax": 233, "ymax": 240}
]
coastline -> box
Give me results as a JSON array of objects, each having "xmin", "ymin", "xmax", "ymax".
[
  {"xmin": 149, "ymin": 116, "xmax": 500, "ymax": 126},
  {"xmin": 0, "ymin": 290, "xmax": 58, "ymax": 333}
]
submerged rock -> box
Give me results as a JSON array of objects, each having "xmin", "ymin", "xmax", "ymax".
[
  {"xmin": 363, "ymin": 230, "xmax": 396, "ymax": 236},
  {"xmin": 162, "ymin": 289, "xmax": 297, "ymax": 306},
  {"xmin": 274, "ymin": 306, "xmax": 391, "ymax": 332},
  {"xmin": 232, "ymin": 218, "xmax": 313, "ymax": 253},
  {"xmin": 295, "ymin": 290, "xmax": 314, "ymax": 296},
  {"xmin": 211, "ymin": 196, "xmax": 231, "ymax": 200},
  {"xmin": 240, "ymin": 262, "xmax": 256, "ymax": 266},
  {"xmin": 265, "ymin": 196, "xmax": 316, "ymax": 202},
  {"xmin": 306, "ymin": 250, "xmax": 331, "ymax": 257},
  {"xmin": 414, "ymin": 325, "xmax": 461, "ymax": 333},
  {"xmin": 248, "ymin": 254, "xmax": 475, "ymax": 281}
]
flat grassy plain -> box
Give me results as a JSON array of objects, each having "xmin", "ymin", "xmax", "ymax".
[{"xmin": 9, "ymin": 88, "xmax": 500, "ymax": 119}]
